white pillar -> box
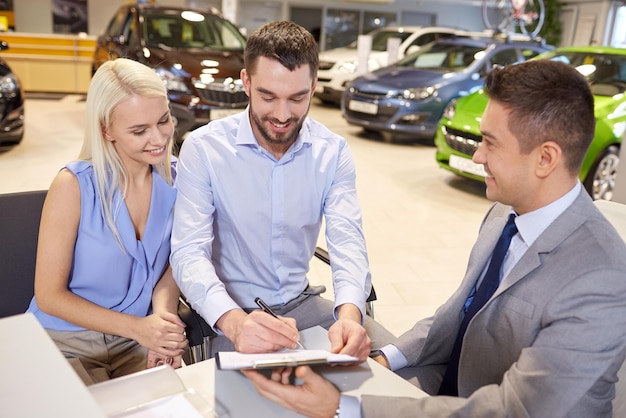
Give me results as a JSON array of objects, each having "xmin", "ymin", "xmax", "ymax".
[
  {"xmin": 357, "ymin": 35, "xmax": 372, "ymax": 75},
  {"xmin": 222, "ymin": 0, "xmax": 238, "ymax": 27},
  {"xmin": 611, "ymin": 136, "xmax": 626, "ymax": 203}
]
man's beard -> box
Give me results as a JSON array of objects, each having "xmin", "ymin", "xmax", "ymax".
[{"xmin": 249, "ymin": 103, "xmax": 307, "ymax": 147}]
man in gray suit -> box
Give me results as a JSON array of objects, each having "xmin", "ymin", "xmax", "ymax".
[{"xmin": 243, "ymin": 59, "xmax": 626, "ymax": 417}]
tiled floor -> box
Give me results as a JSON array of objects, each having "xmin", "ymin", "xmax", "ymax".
[{"xmin": 0, "ymin": 95, "xmax": 494, "ymax": 337}]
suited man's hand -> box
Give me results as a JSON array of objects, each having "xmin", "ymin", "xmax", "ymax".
[
  {"xmin": 243, "ymin": 366, "xmax": 340, "ymax": 418},
  {"xmin": 372, "ymin": 352, "xmax": 390, "ymax": 369}
]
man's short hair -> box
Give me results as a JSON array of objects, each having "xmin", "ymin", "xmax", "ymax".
[
  {"xmin": 484, "ymin": 60, "xmax": 596, "ymax": 174},
  {"xmin": 244, "ymin": 21, "xmax": 319, "ymax": 80}
]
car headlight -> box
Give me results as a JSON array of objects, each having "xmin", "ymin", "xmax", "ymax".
[
  {"xmin": 0, "ymin": 73, "xmax": 19, "ymax": 98},
  {"xmin": 442, "ymin": 99, "xmax": 458, "ymax": 120},
  {"xmin": 336, "ymin": 60, "xmax": 358, "ymax": 74},
  {"xmin": 155, "ymin": 67, "xmax": 191, "ymax": 94},
  {"xmin": 401, "ymin": 86, "xmax": 436, "ymax": 100},
  {"xmin": 337, "ymin": 58, "xmax": 383, "ymax": 75}
]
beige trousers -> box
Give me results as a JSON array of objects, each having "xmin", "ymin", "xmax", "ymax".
[{"xmin": 47, "ymin": 329, "xmax": 147, "ymax": 385}]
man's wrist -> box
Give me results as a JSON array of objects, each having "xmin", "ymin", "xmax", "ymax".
[
  {"xmin": 336, "ymin": 303, "xmax": 363, "ymax": 324},
  {"xmin": 215, "ymin": 308, "xmax": 246, "ymax": 340}
]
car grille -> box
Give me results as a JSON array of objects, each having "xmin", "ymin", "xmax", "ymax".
[
  {"xmin": 319, "ymin": 60, "xmax": 334, "ymax": 70},
  {"xmin": 350, "ymin": 88, "xmax": 388, "ymax": 101},
  {"xmin": 344, "ymin": 102, "xmax": 397, "ymax": 123},
  {"xmin": 443, "ymin": 126, "xmax": 482, "ymax": 156},
  {"xmin": 343, "ymin": 89, "xmax": 398, "ymax": 123},
  {"xmin": 196, "ymin": 82, "xmax": 248, "ymax": 107}
]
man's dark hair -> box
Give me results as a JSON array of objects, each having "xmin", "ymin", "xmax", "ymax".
[
  {"xmin": 484, "ymin": 60, "xmax": 595, "ymax": 174},
  {"xmin": 244, "ymin": 21, "xmax": 319, "ymax": 80}
]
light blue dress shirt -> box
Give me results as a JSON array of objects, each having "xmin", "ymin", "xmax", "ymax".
[{"xmin": 170, "ymin": 108, "xmax": 371, "ymax": 330}]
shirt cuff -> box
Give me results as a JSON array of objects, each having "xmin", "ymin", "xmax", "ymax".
[
  {"xmin": 339, "ymin": 394, "xmax": 361, "ymax": 417},
  {"xmin": 379, "ymin": 343, "xmax": 408, "ymax": 371}
]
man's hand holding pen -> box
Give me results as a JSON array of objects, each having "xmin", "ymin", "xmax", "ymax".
[
  {"xmin": 215, "ymin": 303, "xmax": 303, "ymax": 354},
  {"xmin": 255, "ymin": 297, "xmax": 305, "ymax": 350}
]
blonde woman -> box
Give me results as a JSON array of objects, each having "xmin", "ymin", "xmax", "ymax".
[{"xmin": 27, "ymin": 58, "xmax": 187, "ymax": 385}]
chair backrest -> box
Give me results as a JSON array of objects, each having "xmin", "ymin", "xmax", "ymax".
[
  {"xmin": 0, "ymin": 190, "xmax": 47, "ymax": 317},
  {"xmin": 594, "ymin": 200, "xmax": 626, "ymax": 418}
]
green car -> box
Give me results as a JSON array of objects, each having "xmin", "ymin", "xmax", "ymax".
[{"xmin": 435, "ymin": 46, "xmax": 626, "ymax": 200}]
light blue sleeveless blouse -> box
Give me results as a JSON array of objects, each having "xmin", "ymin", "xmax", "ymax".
[{"xmin": 27, "ymin": 160, "xmax": 177, "ymax": 331}]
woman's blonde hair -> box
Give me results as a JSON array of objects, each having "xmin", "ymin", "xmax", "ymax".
[{"xmin": 79, "ymin": 58, "xmax": 172, "ymax": 246}]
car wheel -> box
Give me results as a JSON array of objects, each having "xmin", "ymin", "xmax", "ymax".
[
  {"xmin": 381, "ymin": 131, "xmax": 395, "ymax": 143},
  {"xmin": 583, "ymin": 145, "xmax": 619, "ymax": 201}
]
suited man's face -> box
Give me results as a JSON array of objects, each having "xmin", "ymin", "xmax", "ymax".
[{"xmin": 473, "ymin": 100, "xmax": 542, "ymax": 214}]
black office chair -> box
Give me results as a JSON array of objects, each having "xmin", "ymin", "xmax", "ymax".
[
  {"xmin": 179, "ymin": 246, "xmax": 377, "ymax": 363},
  {"xmin": 0, "ymin": 190, "xmax": 47, "ymax": 318}
]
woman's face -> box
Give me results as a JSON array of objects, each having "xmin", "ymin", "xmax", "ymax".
[{"xmin": 104, "ymin": 95, "xmax": 174, "ymax": 170}]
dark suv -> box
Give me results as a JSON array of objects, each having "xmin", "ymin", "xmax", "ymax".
[{"xmin": 93, "ymin": 4, "xmax": 248, "ymax": 142}]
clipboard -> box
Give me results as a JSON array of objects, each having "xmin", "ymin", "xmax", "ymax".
[{"xmin": 215, "ymin": 349, "xmax": 360, "ymax": 370}]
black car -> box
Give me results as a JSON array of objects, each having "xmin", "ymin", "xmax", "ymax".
[
  {"xmin": 0, "ymin": 40, "xmax": 24, "ymax": 147},
  {"xmin": 93, "ymin": 4, "xmax": 248, "ymax": 142}
]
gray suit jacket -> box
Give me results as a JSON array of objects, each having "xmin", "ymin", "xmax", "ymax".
[{"xmin": 363, "ymin": 190, "xmax": 626, "ymax": 417}]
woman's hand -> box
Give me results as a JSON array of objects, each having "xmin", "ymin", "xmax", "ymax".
[
  {"xmin": 147, "ymin": 349, "xmax": 183, "ymax": 369},
  {"xmin": 134, "ymin": 311, "xmax": 188, "ymax": 358}
]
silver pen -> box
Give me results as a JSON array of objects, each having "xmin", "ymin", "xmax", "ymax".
[{"xmin": 254, "ymin": 297, "xmax": 306, "ymax": 349}]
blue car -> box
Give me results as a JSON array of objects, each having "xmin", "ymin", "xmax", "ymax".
[{"xmin": 340, "ymin": 33, "xmax": 552, "ymax": 142}]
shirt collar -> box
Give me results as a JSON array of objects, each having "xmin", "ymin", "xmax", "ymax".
[{"xmin": 515, "ymin": 182, "xmax": 582, "ymax": 248}]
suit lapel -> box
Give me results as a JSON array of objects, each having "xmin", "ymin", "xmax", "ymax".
[{"xmin": 494, "ymin": 190, "xmax": 592, "ymax": 298}]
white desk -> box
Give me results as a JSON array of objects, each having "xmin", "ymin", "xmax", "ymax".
[{"xmin": 1, "ymin": 314, "xmax": 426, "ymax": 417}]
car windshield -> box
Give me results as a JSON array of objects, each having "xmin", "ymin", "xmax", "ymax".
[
  {"xmin": 345, "ymin": 30, "xmax": 414, "ymax": 51},
  {"xmin": 395, "ymin": 43, "xmax": 483, "ymax": 71},
  {"xmin": 143, "ymin": 10, "xmax": 246, "ymax": 51},
  {"xmin": 544, "ymin": 51, "xmax": 626, "ymax": 96}
]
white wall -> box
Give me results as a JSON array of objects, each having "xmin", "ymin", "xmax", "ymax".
[
  {"xmin": 14, "ymin": 0, "xmax": 186, "ymax": 36},
  {"xmin": 565, "ymin": 0, "xmax": 611, "ymax": 46},
  {"xmin": 14, "ymin": 0, "xmax": 53, "ymax": 33},
  {"xmin": 12, "ymin": 0, "xmax": 486, "ymax": 36},
  {"xmin": 8, "ymin": 0, "xmax": 617, "ymax": 46}
]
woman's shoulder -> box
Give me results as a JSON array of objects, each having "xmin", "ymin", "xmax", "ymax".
[
  {"xmin": 64, "ymin": 160, "xmax": 93, "ymax": 176},
  {"xmin": 61, "ymin": 160, "xmax": 98, "ymax": 197}
]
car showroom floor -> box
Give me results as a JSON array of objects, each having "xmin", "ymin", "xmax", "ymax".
[{"xmin": 0, "ymin": 94, "xmax": 494, "ymax": 338}]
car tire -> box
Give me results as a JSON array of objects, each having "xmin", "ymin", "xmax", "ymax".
[
  {"xmin": 583, "ymin": 145, "xmax": 620, "ymax": 201},
  {"xmin": 381, "ymin": 131, "xmax": 395, "ymax": 143}
]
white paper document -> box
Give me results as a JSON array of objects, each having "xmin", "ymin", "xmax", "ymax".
[{"xmin": 215, "ymin": 349, "xmax": 360, "ymax": 370}]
